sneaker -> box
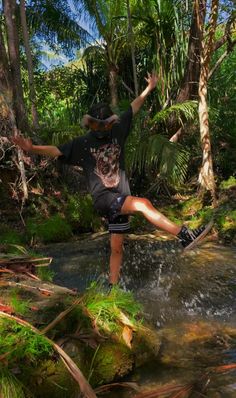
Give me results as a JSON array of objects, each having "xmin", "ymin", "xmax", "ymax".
[{"xmin": 177, "ymin": 221, "xmax": 213, "ymax": 250}]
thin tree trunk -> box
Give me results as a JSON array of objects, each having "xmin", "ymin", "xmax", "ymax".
[
  {"xmin": 197, "ymin": 0, "xmax": 218, "ymax": 206},
  {"xmin": 127, "ymin": 0, "xmax": 138, "ymax": 96},
  {"xmin": 109, "ymin": 66, "xmax": 119, "ymax": 107},
  {"xmin": 0, "ymin": 22, "xmax": 12, "ymax": 101},
  {"xmin": 176, "ymin": 2, "xmax": 204, "ymax": 103},
  {"xmin": 3, "ymin": 0, "xmax": 29, "ymax": 131},
  {"xmin": 0, "ymin": 91, "xmax": 28, "ymax": 201},
  {"xmin": 20, "ymin": 0, "xmax": 39, "ymax": 130}
]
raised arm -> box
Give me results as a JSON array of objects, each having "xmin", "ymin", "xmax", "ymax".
[
  {"xmin": 11, "ymin": 135, "xmax": 62, "ymax": 158},
  {"xmin": 131, "ymin": 72, "xmax": 158, "ymax": 115}
]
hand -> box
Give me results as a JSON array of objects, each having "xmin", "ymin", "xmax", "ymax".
[
  {"xmin": 105, "ymin": 114, "xmax": 119, "ymax": 126},
  {"xmin": 81, "ymin": 114, "xmax": 119, "ymax": 131},
  {"xmin": 145, "ymin": 71, "xmax": 158, "ymax": 92},
  {"xmin": 81, "ymin": 114, "xmax": 90, "ymax": 128},
  {"xmin": 11, "ymin": 135, "xmax": 33, "ymax": 152}
]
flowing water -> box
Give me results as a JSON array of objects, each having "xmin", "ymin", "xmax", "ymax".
[{"xmin": 40, "ymin": 233, "xmax": 236, "ymax": 397}]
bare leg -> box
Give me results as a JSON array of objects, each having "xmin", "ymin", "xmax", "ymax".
[
  {"xmin": 109, "ymin": 233, "xmax": 125, "ymax": 285},
  {"xmin": 121, "ymin": 196, "xmax": 181, "ymax": 235}
]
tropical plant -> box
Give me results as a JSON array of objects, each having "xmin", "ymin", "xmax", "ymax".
[
  {"xmin": 79, "ymin": 0, "xmax": 130, "ymax": 106},
  {"xmin": 126, "ymin": 101, "xmax": 197, "ymax": 186}
]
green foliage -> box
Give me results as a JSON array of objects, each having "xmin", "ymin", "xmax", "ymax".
[
  {"xmin": 220, "ymin": 176, "xmax": 236, "ymax": 190},
  {"xmin": 170, "ymin": 195, "xmax": 236, "ymax": 240},
  {"xmin": 209, "ymin": 35, "xmax": 236, "ymax": 179},
  {"xmin": 66, "ymin": 193, "xmax": 102, "ymax": 232},
  {"xmin": 38, "ymin": 125, "xmax": 84, "ymax": 145},
  {"xmin": 129, "ymin": 133, "xmax": 190, "ymax": 186},
  {"xmin": 0, "ymin": 368, "xmax": 27, "ymax": 398},
  {"xmin": 10, "ymin": 291, "xmax": 30, "ymax": 316},
  {"xmin": 83, "ymin": 282, "xmax": 142, "ymax": 333},
  {"xmin": 26, "ymin": 214, "xmax": 72, "ymax": 243},
  {"xmin": 178, "ymin": 197, "xmax": 203, "ymax": 217},
  {"xmin": 36, "ymin": 267, "xmax": 55, "ymax": 282},
  {"xmin": 152, "ymin": 101, "xmax": 198, "ymax": 125},
  {"xmin": 130, "ymin": 213, "xmax": 148, "ymax": 231},
  {"xmin": 0, "ymin": 319, "xmax": 52, "ymax": 365},
  {"xmin": 0, "ymin": 225, "xmax": 25, "ymax": 246}
]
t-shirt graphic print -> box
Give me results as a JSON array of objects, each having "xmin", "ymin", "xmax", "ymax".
[{"xmin": 91, "ymin": 143, "xmax": 121, "ymax": 188}]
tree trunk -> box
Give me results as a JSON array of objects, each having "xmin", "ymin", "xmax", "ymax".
[
  {"xmin": 109, "ymin": 65, "xmax": 119, "ymax": 107},
  {"xmin": 127, "ymin": 0, "xmax": 138, "ymax": 97},
  {"xmin": 0, "ymin": 21, "xmax": 12, "ymax": 101},
  {"xmin": 0, "ymin": 91, "xmax": 28, "ymax": 201},
  {"xmin": 168, "ymin": 1, "xmax": 206, "ymax": 142},
  {"xmin": 3, "ymin": 0, "xmax": 29, "ymax": 131},
  {"xmin": 197, "ymin": 0, "xmax": 218, "ymax": 206},
  {"xmin": 20, "ymin": 0, "xmax": 39, "ymax": 130},
  {"xmin": 177, "ymin": 1, "xmax": 206, "ymax": 103}
]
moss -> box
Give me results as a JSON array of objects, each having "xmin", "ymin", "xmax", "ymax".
[
  {"xmin": 10, "ymin": 290, "xmax": 30, "ymax": 316},
  {"xmin": 36, "ymin": 267, "xmax": 55, "ymax": 282},
  {"xmin": 132, "ymin": 327, "xmax": 162, "ymax": 367},
  {"xmin": 0, "ymin": 368, "xmax": 27, "ymax": 398},
  {"xmin": 220, "ymin": 176, "xmax": 236, "ymax": 190},
  {"xmin": 178, "ymin": 197, "xmax": 203, "ymax": 217},
  {"xmin": 0, "ymin": 319, "xmax": 53, "ymax": 366},
  {"xmin": 26, "ymin": 214, "xmax": 72, "ymax": 243},
  {"xmin": 90, "ymin": 342, "xmax": 133, "ymax": 385}
]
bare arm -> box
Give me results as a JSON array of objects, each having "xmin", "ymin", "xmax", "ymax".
[
  {"xmin": 131, "ymin": 72, "xmax": 158, "ymax": 115},
  {"xmin": 11, "ymin": 135, "xmax": 62, "ymax": 158}
]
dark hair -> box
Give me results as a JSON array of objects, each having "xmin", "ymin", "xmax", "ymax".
[{"xmin": 88, "ymin": 102, "xmax": 114, "ymax": 120}]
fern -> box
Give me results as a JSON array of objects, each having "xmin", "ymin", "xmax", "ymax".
[
  {"xmin": 129, "ymin": 134, "xmax": 189, "ymax": 185},
  {"xmin": 152, "ymin": 101, "xmax": 198, "ymax": 126}
]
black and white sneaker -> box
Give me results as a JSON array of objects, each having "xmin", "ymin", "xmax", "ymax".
[{"xmin": 177, "ymin": 221, "xmax": 213, "ymax": 250}]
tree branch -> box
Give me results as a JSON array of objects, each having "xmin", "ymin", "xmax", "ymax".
[
  {"xmin": 213, "ymin": 13, "xmax": 236, "ymax": 51},
  {"xmin": 209, "ymin": 39, "xmax": 236, "ymax": 79}
]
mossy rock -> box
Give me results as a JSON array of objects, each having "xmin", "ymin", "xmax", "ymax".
[
  {"xmin": 132, "ymin": 327, "xmax": 162, "ymax": 367},
  {"xmin": 90, "ymin": 341, "xmax": 134, "ymax": 385},
  {"xmin": 220, "ymin": 176, "xmax": 236, "ymax": 190},
  {"xmin": 21, "ymin": 359, "xmax": 80, "ymax": 398},
  {"xmin": 179, "ymin": 197, "xmax": 203, "ymax": 217}
]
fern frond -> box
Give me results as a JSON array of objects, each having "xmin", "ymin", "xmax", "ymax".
[
  {"xmin": 152, "ymin": 101, "xmax": 198, "ymax": 126},
  {"xmin": 129, "ymin": 134, "xmax": 189, "ymax": 185}
]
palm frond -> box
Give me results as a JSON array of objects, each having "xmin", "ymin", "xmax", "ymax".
[
  {"xmin": 27, "ymin": 0, "xmax": 92, "ymax": 53},
  {"xmin": 129, "ymin": 134, "xmax": 190, "ymax": 185},
  {"xmin": 152, "ymin": 101, "xmax": 198, "ymax": 125}
]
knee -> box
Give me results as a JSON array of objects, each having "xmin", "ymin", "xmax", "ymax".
[{"xmin": 135, "ymin": 197, "xmax": 152, "ymax": 212}]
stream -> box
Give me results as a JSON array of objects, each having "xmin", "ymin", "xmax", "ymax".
[{"xmin": 40, "ymin": 232, "xmax": 236, "ymax": 397}]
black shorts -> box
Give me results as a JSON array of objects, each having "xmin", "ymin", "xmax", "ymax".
[{"xmin": 107, "ymin": 195, "xmax": 130, "ymax": 234}]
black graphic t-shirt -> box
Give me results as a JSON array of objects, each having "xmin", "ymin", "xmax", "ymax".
[{"xmin": 58, "ymin": 106, "xmax": 133, "ymax": 215}]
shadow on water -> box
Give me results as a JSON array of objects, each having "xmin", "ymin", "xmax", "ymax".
[{"xmin": 40, "ymin": 234, "xmax": 236, "ymax": 397}]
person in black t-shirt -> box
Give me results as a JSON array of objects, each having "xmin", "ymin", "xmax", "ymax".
[{"xmin": 12, "ymin": 72, "xmax": 211, "ymax": 287}]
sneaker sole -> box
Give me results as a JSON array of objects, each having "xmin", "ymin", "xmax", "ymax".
[{"xmin": 183, "ymin": 220, "xmax": 214, "ymax": 251}]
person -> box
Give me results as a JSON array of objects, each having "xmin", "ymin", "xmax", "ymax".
[{"xmin": 12, "ymin": 72, "xmax": 211, "ymax": 287}]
